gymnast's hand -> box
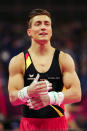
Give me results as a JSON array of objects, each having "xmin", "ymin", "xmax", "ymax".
[
  {"xmin": 27, "ymin": 74, "xmax": 52, "ymax": 98},
  {"xmin": 27, "ymin": 92, "xmax": 50, "ymax": 110},
  {"xmin": 27, "ymin": 79, "xmax": 52, "ymax": 110}
]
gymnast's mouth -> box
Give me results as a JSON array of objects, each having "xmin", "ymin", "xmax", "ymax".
[{"xmin": 39, "ymin": 32, "xmax": 48, "ymax": 35}]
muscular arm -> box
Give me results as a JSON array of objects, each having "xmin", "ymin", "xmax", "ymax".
[
  {"xmin": 8, "ymin": 53, "xmax": 25, "ymax": 105},
  {"xmin": 59, "ymin": 52, "xmax": 81, "ymax": 104},
  {"xmin": 27, "ymin": 52, "xmax": 81, "ymax": 110},
  {"xmin": 8, "ymin": 53, "xmax": 50, "ymax": 106}
]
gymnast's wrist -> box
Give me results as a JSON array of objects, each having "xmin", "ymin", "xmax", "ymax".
[
  {"xmin": 48, "ymin": 91, "xmax": 64, "ymax": 106},
  {"xmin": 18, "ymin": 86, "xmax": 30, "ymax": 102}
]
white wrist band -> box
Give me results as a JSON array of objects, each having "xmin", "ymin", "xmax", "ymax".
[
  {"xmin": 57, "ymin": 92, "xmax": 64, "ymax": 106},
  {"xmin": 48, "ymin": 92, "xmax": 55, "ymax": 104},
  {"xmin": 18, "ymin": 86, "xmax": 30, "ymax": 102},
  {"xmin": 48, "ymin": 91, "xmax": 64, "ymax": 106}
]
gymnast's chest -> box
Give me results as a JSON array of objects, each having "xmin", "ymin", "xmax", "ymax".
[{"xmin": 32, "ymin": 57, "xmax": 53, "ymax": 73}]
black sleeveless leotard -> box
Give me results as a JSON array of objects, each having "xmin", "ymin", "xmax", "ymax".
[{"xmin": 22, "ymin": 49, "xmax": 64, "ymax": 118}]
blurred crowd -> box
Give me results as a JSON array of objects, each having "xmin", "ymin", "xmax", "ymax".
[{"xmin": 0, "ymin": 20, "xmax": 87, "ymax": 130}]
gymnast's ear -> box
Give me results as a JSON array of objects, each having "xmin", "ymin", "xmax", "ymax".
[{"xmin": 27, "ymin": 28, "xmax": 32, "ymax": 38}]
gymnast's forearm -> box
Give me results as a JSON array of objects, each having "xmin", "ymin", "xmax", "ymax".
[
  {"xmin": 63, "ymin": 86, "xmax": 81, "ymax": 105},
  {"xmin": 9, "ymin": 89, "xmax": 26, "ymax": 106}
]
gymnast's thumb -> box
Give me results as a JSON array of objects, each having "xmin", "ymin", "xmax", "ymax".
[{"xmin": 33, "ymin": 74, "xmax": 40, "ymax": 83}]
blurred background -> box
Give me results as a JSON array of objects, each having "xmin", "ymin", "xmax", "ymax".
[{"xmin": 0, "ymin": 0, "xmax": 87, "ymax": 130}]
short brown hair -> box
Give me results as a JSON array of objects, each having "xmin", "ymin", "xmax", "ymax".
[{"xmin": 27, "ymin": 9, "xmax": 51, "ymax": 28}]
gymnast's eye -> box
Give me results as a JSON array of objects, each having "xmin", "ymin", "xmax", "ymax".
[
  {"xmin": 44, "ymin": 21, "xmax": 51, "ymax": 26},
  {"xmin": 35, "ymin": 21, "xmax": 41, "ymax": 26}
]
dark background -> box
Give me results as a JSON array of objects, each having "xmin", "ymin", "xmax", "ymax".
[{"xmin": 0, "ymin": 0, "xmax": 87, "ymax": 130}]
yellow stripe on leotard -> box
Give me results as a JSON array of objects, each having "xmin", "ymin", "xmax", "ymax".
[
  {"xmin": 50, "ymin": 105, "xmax": 64, "ymax": 117},
  {"xmin": 62, "ymin": 86, "xmax": 66, "ymax": 92},
  {"xmin": 50, "ymin": 86, "xmax": 66, "ymax": 117},
  {"xmin": 26, "ymin": 56, "xmax": 31, "ymax": 70}
]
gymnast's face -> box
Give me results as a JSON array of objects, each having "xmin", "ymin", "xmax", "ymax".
[{"xmin": 27, "ymin": 15, "xmax": 52, "ymax": 45}]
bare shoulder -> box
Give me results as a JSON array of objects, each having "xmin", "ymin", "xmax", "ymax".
[
  {"xmin": 9, "ymin": 52, "xmax": 25, "ymax": 76},
  {"xmin": 59, "ymin": 51, "xmax": 75, "ymax": 73}
]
